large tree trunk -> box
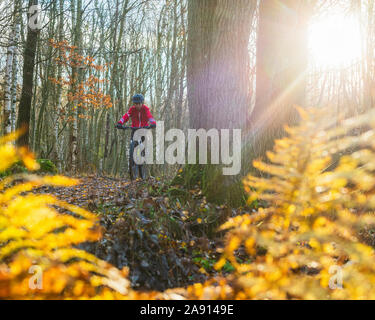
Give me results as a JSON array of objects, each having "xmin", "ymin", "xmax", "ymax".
[
  {"xmin": 17, "ymin": 0, "xmax": 40, "ymax": 147},
  {"xmin": 188, "ymin": 0, "xmax": 255, "ymax": 130},
  {"xmin": 248, "ymin": 0, "xmax": 311, "ymax": 169},
  {"xmin": 186, "ymin": 0, "xmax": 256, "ymax": 205}
]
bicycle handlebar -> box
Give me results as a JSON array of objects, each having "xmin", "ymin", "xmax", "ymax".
[{"xmin": 116, "ymin": 125, "xmax": 153, "ymax": 130}]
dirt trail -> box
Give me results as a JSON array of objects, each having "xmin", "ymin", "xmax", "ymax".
[
  {"xmin": 34, "ymin": 175, "xmax": 143, "ymax": 210},
  {"xmin": 33, "ymin": 175, "xmax": 229, "ymax": 291}
]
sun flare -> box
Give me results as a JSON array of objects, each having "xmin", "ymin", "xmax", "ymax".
[{"xmin": 309, "ymin": 14, "xmax": 362, "ymax": 68}]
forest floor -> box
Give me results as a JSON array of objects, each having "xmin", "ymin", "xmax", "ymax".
[{"xmin": 33, "ymin": 175, "xmax": 250, "ymax": 291}]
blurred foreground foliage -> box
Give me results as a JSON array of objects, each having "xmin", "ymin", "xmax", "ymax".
[
  {"xmin": 188, "ymin": 107, "xmax": 375, "ymax": 299},
  {"xmin": 2, "ymin": 106, "xmax": 375, "ymax": 299},
  {"xmin": 0, "ymin": 131, "xmax": 155, "ymax": 299}
]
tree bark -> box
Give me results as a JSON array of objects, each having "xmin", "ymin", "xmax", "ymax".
[
  {"xmin": 10, "ymin": 9, "xmax": 21, "ymax": 133},
  {"xmin": 54, "ymin": 0, "xmax": 64, "ymax": 172},
  {"xmin": 248, "ymin": 0, "xmax": 311, "ymax": 169},
  {"xmin": 3, "ymin": 0, "xmax": 21, "ymax": 134},
  {"xmin": 3, "ymin": 29, "xmax": 15, "ymax": 134},
  {"xmin": 17, "ymin": 0, "xmax": 40, "ymax": 147},
  {"xmin": 69, "ymin": 0, "xmax": 83, "ymax": 173},
  {"xmin": 186, "ymin": 0, "xmax": 256, "ymax": 205}
]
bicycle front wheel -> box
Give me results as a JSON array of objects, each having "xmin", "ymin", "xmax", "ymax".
[
  {"xmin": 129, "ymin": 157, "xmax": 139, "ymax": 181},
  {"xmin": 129, "ymin": 141, "xmax": 138, "ymax": 181},
  {"xmin": 139, "ymin": 165, "xmax": 148, "ymax": 180}
]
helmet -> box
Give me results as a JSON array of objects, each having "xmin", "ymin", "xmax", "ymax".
[{"xmin": 132, "ymin": 94, "xmax": 144, "ymax": 104}]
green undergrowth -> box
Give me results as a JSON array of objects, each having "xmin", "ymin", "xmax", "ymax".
[{"xmin": 0, "ymin": 159, "xmax": 58, "ymax": 177}]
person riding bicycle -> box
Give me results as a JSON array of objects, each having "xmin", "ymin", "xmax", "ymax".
[
  {"xmin": 116, "ymin": 94, "xmax": 156, "ymax": 180},
  {"xmin": 116, "ymin": 94, "xmax": 156, "ymax": 132}
]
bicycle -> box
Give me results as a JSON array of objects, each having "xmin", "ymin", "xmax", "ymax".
[{"xmin": 116, "ymin": 125, "xmax": 153, "ymax": 181}]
